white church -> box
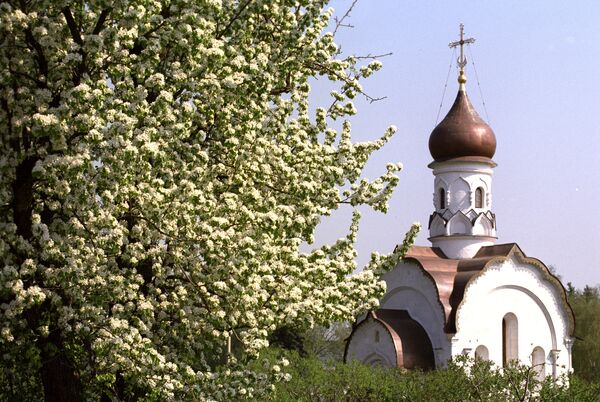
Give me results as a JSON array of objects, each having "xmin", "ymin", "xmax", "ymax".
[{"xmin": 344, "ymin": 27, "xmax": 575, "ymax": 379}]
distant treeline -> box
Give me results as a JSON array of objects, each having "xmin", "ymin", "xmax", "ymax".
[{"xmin": 568, "ymin": 283, "xmax": 600, "ymax": 382}]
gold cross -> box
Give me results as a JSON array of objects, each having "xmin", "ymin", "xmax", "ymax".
[{"xmin": 449, "ymin": 24, "xmax": 475, "ymax": 77}]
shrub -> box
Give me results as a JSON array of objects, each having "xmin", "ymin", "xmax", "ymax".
[{"xmin": 261, "ymin": 349, "xmax": 600, "ymax": 402}]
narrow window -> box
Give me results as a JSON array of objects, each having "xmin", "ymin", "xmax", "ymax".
[
  {"xmin": 475, "ymin": 187, "xmax": 484, "ymax": 208},
  {"xmin": 439, "ymin": 188, "xmax": 446, "ymax": 209},
  {"xmin": 532, "ymin": 346, "xmax": 546, "ymax": 380},
  {"xmin": 502, "ymin": 313, "xmax": 518, "ymax": 366},
  {"xmin": 374, "ymin": 330, "xmax": 380, "ymax": 343},
  {"xmin": 475, "ymin": 345, "xmax": 489, "ymax": 361}
]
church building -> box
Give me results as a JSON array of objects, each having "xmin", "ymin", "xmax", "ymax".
[{"xmin": 344, "ymin": 26, "xmax": 575, "ymax": 379}]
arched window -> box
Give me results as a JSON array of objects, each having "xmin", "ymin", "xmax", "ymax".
[
  {"xmin": 532, "ymin": 346, "xmax": 546, "ymax": 380},
  {"xmin": 502, "ymin": 313, "xmax": 518, "ymax": 366},
  {"xmin": 475, "ymin": 345, "xmax": 489, "ymax": 361},
  {"xmin": 439, "ymin": 188, "xmax": 446, "ymax": 209},
  {"xmin": 475, "ymin": 187, "xmax": 484, "ymax": 208}
]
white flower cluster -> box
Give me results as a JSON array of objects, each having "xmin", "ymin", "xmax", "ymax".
[{"xmin": 0, "ymin": 1, "xmax": 419, "ymax": 401}]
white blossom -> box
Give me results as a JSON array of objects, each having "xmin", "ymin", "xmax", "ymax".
[{"xmin": 0, "ymin": 1, "xmax": 419, "ymax": 400}]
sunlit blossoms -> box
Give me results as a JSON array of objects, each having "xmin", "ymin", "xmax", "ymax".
[{"xmin": 0, "ymin": 1, "xmax": 418, "ymax": 400}]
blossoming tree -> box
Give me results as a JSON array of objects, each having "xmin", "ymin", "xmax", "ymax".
[{"xmin": 0, "ymin": 1, "xmax": 418, "ymax": 400}]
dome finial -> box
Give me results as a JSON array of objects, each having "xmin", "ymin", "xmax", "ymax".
[{"xmin": 449, "ymin": 23, "xmax": 476, "ymax": 91}]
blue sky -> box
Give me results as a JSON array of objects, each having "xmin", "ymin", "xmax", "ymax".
[{"xmin": 311, "ymin": 0, "xmax": 600, "ymax": 288}]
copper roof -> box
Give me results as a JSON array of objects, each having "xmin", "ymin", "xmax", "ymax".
[
  {"xmin": 345, "ymin": 309, "xmax": 435, "ymax": 370},
  {"xmin": 373, "ymin": 309, "xmax": 435, "ymax": 370},
  {"xmin": 404, "ymin": 243, "xmax": 575, "ymax": 335},
  {"xmin": 428, "ymin": 88, "xmax": 496, "ymax": 161}
]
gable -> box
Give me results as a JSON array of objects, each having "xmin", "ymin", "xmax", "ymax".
[
  {"xmin": 454, "ymin": 247, "xmax": 575, "ymax": 337},
  {"xmin": 402, "ymin": 244, "xmax": 574, "ymax": 336}
]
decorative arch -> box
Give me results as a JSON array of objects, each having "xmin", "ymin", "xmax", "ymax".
[
  {"xmin": 484, "ymin": 211, "xmax": 496, "ymax": 227},
  {"xmin": 472, "ymin": 214, "xmax": 494, "ymax": 236},
  {"xmin": 429, "ymin": 214, "xmax": 447, "ymax": 237},
  {"xmin": 476, "ymin": 177, "xmax": 489, "ymax": 191},
  {"xmin": 449, "ymin": 177, "xmax": 470, "ymax": 211},
  {"xmin": 364, "ymin": 352, "xmax": 393, "ymax": 367},
  {"xmin": 453, "ymin": 246, "xmax": 575, "ymax": 339},
  {"xmin": 447, "ymin": 212, "xmax": 472, "ymax": 235},
  {"xmin": 434, "ymin": 176, "xmax": 449, "ymax": 189},
  {"xmin": 381, "ymin": 287, "xmax": 445, "ymax": 326},
  {"xmin": 380, "ymin": 284, "xmax": 446, "ymax": 351},
  {"xmin": 496, "ymin": 285, "xmax": 557, "ymax": 350},
  {"xmin": 502, "ymin": 313, "xmax": 518, "ymax": 365}
]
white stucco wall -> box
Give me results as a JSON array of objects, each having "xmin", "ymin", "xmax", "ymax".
[
  {"xmin": 380, "ymin": 261, "xmax": 450, "ymax": 367},
  {"xmin": 451, "ymin": 254, "xmax": 573, "ymax": 378},
  {"xmin": 432, "ymin": 161, "xmax": 494, "ymax": 214},
  {"xmin": 345, "ymin": 319, "xmax": 397, "ymax": 367},
  {"xmin": 348, "ymin": 251, "xmax": 573, "ymax": 380},
  {"xmin": 430, "ymin": 236, "xmax": 495, "ymax": 260},
  {"xmin": 429, "ymin": 160, "xmax": 497, "ymax": 258}
]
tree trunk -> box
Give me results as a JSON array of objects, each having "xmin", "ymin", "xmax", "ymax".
[
  {"xmin": 39, "ymin": 335, "xmax": 83, "ymax": 402},
  {"xmin": 12, "ymin": 157, "xmax": 36, "ymax": 239},
  {"xmin": 12, "ymin": 158, "xmax": 84, "ymax": 401}
]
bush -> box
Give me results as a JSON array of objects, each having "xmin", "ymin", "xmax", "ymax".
[{"xmin": 260, "ymin": 349, "xmax": 600, "ymax": 402}]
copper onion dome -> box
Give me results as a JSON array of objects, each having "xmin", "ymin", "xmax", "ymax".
[
  {"xmin": 429, "ymin": 24, "xmax": 496, "ymax": 162},
  {"xmin": 428, "ymin": 86, "xmax": 496, "ymax": 161}
]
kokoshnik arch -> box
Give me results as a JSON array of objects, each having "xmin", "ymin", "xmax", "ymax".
[{"xmin": 344, "ymin": 25, "xmax": 575, "ymax": 379}]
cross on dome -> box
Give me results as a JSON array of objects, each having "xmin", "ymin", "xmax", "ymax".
[
  {"xmin": 428, "ymin": 25, "xmax": 496, "ymax": 162},
  {"xmin": 448, "ymin": 24, "xmax": 475, "ymax": 85}
]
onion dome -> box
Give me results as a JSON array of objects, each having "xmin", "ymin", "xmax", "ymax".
[{"xmin": 428, "ymin": 84, "xmax": 496, "ymax": 162}]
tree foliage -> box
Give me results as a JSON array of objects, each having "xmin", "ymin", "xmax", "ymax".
[
  {"xmin": 0, "ymin": 0, "xmax": 419, "ymax": 400},
  {"xmin": 303, "ymin": 321, "xmax": 350, "ymax": 361},
  {"xmin": 568, "ymin": 284, "xmax": 600, "ymax": 382},
  {"xmin": 268, "ymin": 321, "xmax": 351, "ymax": 361}
]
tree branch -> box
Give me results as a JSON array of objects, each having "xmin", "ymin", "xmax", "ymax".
[
  {"xmin": 332, "ymin": 0, "xmax": 358, "ymax": 37},
  {"xmin": 62, "ymin": 7, "xmax": 83, "ymax": 45},
  {"xmin": 352, "ymin": 52, "xmax": 393, "ymax": 60},
  {"xmin": 24, "ymin": 28, "xmax": 48, "ymax": 78},
  {"xmin": 92, "ymin": 8, "xmax": 112, "ymax": 35},
  {"xmin": 217, "ymin": 0, "xmax": 253, "ymax": 38},
  {"xmin": 62, "ymin": 7, "xmax": 91, "ymax": 85}
]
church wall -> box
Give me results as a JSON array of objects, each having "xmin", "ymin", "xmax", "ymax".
[
  {"xmin": 431, "ymin": 162, "xmax": 494, "ymax": 214},
  {"xmin": 345, "ymin": 320, "xmax": 397, "ymax": 367},
  {"xmin": 381, "ymin": 261, "xmax": 451, "ymax": 367},
  {"xmin": 451, "ymin": 255, "xmax": 572, "ymax": 378},
  {"xmin": 429, "ymin": 161, "xmax": 497, "ymax": 258},
  {"xmin": 430, "ymin": 216, "xmax": 447, "ymax": 237},
  {"xmin": 472, "ymin": 214, "xmax": 494, "ymax": 236},
  {"xmin": 429, "ymin": 236, "xmax": 495, "ymax": 260},
  {"xmin": 449, "ymin": 178, "xmax": 471, "ymax": 211}
]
